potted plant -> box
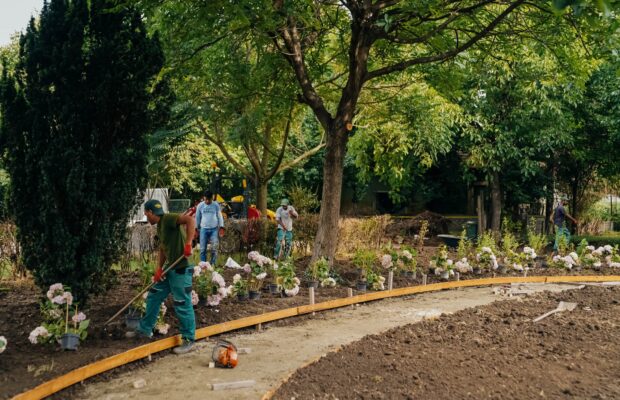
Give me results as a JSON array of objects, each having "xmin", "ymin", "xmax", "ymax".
[
  {"xmin": 276, "ymin": 258, "xmax": 300, "ymax": 297},
  {"xmin": 366, "ymin": 267, "xmax": 386, "ymax": 290},
  {"xmin": 475, "ymin": 233, "xmax": 499, "ymax": 273},
  {"xmin": 453, "ymin": 231, "xmax": 472, "ymax": 274},
  {"xmin": 353, "ymin": 250, "xmax": 376, "ymax": 291},
  {"xmin": 62, "ymin": 305, "xmax": 89, "ymax": 350},
  {"xmin": 248, "ymin": 276, "xmax": 264, "ymax": 300},
  {"xmin": 397, "ymin": 246, "xmax": 418, "ymax": 278},
  {"xmin": 430, "ymin": 245, "xmax": 453, "ymax": 281},
  {"xmin": 527, "ymin": 220, "xmax": 547, "ymax": 264},
  {"xmin": 246, "ymin": 251, "xmax": 272, "ymax": 298},
  {"xmin": 522, "ymin": 246, "xmax": 538, "ymax": 268},
  {"xmin": 29, "ymin": 284, "xmax": 90, "ymax": 350},
  {"xmin": 0, "ymin": 336, "xmax": 6, "ymax": 354},
  {"xmin": 305, "ymin": 257, "xmax": 331, "ymax": 289},
  {"xmin": 227, "ymin": 274, "xmax": 249, "ymax": 301},
  {"xmin": 195, "ymin": 261, "xmax": 228, "ymax": 306}
]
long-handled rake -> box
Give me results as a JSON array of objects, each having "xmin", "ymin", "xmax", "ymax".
[{"xmin": 103, "ymin": 255, "xmax": 186, "ymax": 326}]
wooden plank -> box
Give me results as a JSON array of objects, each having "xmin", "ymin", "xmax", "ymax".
[{"xmin": 13, "ymin": 275, "xmax": 620, "ymax": 400}]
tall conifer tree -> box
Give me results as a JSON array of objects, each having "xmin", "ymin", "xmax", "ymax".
[{"xmin": 0, "ymin": 0, "xmax": 169, "ymax": 302}]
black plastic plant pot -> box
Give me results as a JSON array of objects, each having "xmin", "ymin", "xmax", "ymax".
[
  {"xmin": 125, "ymin": 314, "xmax": 141, "ymax": 330},
  {"xmin": 356, "ymin": 281, "xmax": 367, "ymax": 291},
  {"xmin": 268, "ymin": 284, "xmax": 279, "ymax": 295},
  {"xmin": 60, "ymin": 333, "xmax": 80, "ymax": 351},
  {"xmin": 249, "ymin": 290, "xmax": 261, "ymax": 300},
  {"xmin": 306, "ymin": 280, "xmax": 319, "ymax": 289},
  {"xmin": 237, "ymin": 293, "xmax": 249, "ymax": 301}
]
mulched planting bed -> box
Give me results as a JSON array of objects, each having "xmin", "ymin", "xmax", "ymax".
[
  {"xmin": 272, "ymin": 285, "xmax": 620, "ymax": 400},
  {"xmin": 1, "ymin": 250, "xmax": 617, "ymax": 399}
]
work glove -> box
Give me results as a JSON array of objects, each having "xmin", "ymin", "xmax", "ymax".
[
  {"xmin": 153, "ymin": 266, "xmax": 164, "ymax": 283},
  {"xmin": 184, "ymin": 243, "xmax": 192, "ymax": 258}
]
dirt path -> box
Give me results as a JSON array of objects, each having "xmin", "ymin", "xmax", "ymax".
[{"xmin": 75, "ymin": 283, "xmax": 582, "ymax": 400}]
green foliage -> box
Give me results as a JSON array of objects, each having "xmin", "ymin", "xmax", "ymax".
[
  {"xmin": 430, "ymin": 245, "xmax": 452, "ymax": 272},
  {"xmin": 416, "ymin": 220, "xmax": 429, "ymax": 249},
  {"xmin": 527, "ymin": 221, "xmax": 548, "ymax": 255},
  {"xmin": 352, "ymin": 249, "xmax": 376, "ymax": 271},
  {"xmin": 478, "ymin": 232, "xmax": 498, "ymax": 254},
  {"xmin": 399, "ymin": 245, "xmax": 418, "ymax": 273},
  {"xmin": 556, "ymin": 232, "xmax": 571, "ymax": 255},
  {"xmin": 348, "ymin": 81, "xmax": 461, "ymax": 202},
  {"xmin": 35, "ymin": 284, "xmax": 90, "ymax": 343},
  {"xmin": 576, "ymin": 238, "xmax": 590, "ymax": 258},
  {"xmin": 556, "ymin": 62, "xmax": 620, "ymax": 216},
  {"xmin": 231, "ymin": 273, "xmax": 249, "ymax": 296},
  {"xmin": 287, "ymin": 184, "xmax": 320, "ymax": 214},
  {"xmin": 456, "ymin": 230, "xmax": 473, "ymax": 260},
  {"xmin": 275, "ymin": 258, "xmax": 299, "ymax": 291},
  {"xmin": 501, "ymin": 218, "xmax": 520, "ymax": 255},
  {"xmin": 0, "ymin": 0, "xmax": 168, "ymax": 302},
  {"xmin": 352, "ymin": 249, "xmax": 377, "ymax": 282},
  {"xmin": 306, "ymin": 257, "xmax": 330, "ymax": 281}
]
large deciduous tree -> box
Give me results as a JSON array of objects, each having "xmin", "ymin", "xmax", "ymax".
[
  {"xmin": 145, "ymin": 11, "xmax": 325, "ymax": 213},
  {"xmin": 137, "ymin": 0, "xmax": 615, "ymax": 262},
  {"xmin": 0, "ymin": 0, "xmax": 169, "ymax": 302},
  {"xmin": 557, "ymin": 61, "xmax": 620, "ymax": 219}
]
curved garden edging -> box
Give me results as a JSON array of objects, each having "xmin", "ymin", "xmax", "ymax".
[{"xmin": 12, "ymin": 275, "xmax": 620, "ymax": 400}]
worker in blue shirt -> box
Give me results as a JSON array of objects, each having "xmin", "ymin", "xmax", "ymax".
[{"xmin": 195, "ymin": 190, "xmax": 225, "ymax": 265}]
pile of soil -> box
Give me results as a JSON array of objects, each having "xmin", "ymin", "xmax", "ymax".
[
  {"xmin": 273, "ymin": 286, "xmax": 620, "ymax": 399},
  {"xmin": 386, "ymin": 211, "xmax": 449, "ymax": 237}
]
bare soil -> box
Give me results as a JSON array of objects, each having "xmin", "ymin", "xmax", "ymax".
[
  {"xmin": 0, "ymin": 251, "xmax": 616, "ymax": 399},
  {"xmin": 273, "ymin": 286, "xmax": 620, "ymax": 400}
]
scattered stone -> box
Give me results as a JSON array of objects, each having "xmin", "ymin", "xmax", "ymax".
[{"xmin": 132, "ymin": 378, "xmax": 146, "ymax": 389}]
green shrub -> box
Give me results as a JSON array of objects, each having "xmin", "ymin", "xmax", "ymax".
[
  {"xmin": 0, "ymin": 0, "xmax": 169, "ymax": 302},
  {"xmin": 571, "ymin": 235, "xmax": 620, "ymax": 247}
]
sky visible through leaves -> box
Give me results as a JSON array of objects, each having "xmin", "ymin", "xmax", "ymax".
[{"xmin": 0, "ymin": 0, "xmax": 43, "ymax": 46}]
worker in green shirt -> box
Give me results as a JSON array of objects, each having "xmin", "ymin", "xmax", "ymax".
[{"xmin": 126, "ymin": 199, "xmax": 196, "ymax": 354}]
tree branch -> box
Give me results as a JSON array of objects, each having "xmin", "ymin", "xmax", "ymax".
[
  {"xmin": 195, "ymin": 120, "xmax": 253, "ymax": 178},
  {"xmin": 275, "ymin": 140, "xmax": 326, "ymax": 175},
  {"xmin": 277, "ymin": 18, "xmax": 333, "ymax": 131},
  {"xmin": 266, "ymin": 111, "xmax": 293, "ymax": 180},
  {"xmin": 364, "ymin": 0, "xmax": 526, "ymax": 82}
]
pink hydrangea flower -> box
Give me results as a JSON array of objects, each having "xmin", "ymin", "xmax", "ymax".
[
  {"xmin": 155, "ymin": 323, "xmax": 169, "ymax": 335},
  {"xmin": 29, "ymin": 326, "xmax": 50, "ymax": 344},
  {"xmin": 191, "ymin": 290, "xmax": 199, "ymax": 306},
  {"xmin": 72, "ymin": 312, "xmax": 87, "ymax": 323}
]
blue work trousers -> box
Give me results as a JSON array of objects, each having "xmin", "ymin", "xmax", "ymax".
[{"xmin": 199, "ymin": 227, "xmax": 219, "ymax": 265}]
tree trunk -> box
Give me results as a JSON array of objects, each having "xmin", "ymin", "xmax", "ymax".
[
  {"xmin": 571, "ymin": 176, "xmax": 579, "ymax": 234},
  {"xmin": 311, "ymin": 128, "xmax": 348, "ymax": 264},
  {"xmin": 256, "ymin": 181, "xmax": 268, "ymax": 214},
  {"xmin": 490, "ymin": 172, "xmax": 502, "ymax": 233},
  {"xmin": 571, "ymin": 178, "xmax": 579, "ymax": 221}
]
